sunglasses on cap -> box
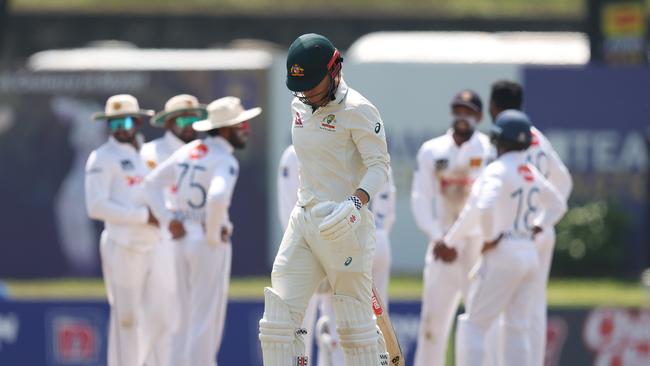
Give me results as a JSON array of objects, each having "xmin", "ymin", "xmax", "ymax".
[
  {"xmin": 108, "ymin": 116, "xmax": 139, "ymax": 131},
  {"xmin": 175, "ymin": 115, "xmax": 201, "ymax": 128}
]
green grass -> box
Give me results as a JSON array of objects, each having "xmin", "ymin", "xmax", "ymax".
[
  {"xmin": 11, "ymin": 0, "xmax": 585, "ymax": 18},
  {"xmin": 3, "ymin": 276, "xmax": 649, "ymax": 307}
]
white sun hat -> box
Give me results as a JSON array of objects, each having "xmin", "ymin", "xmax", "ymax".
[
  {"xmin": 151, "ymin": 94, "xmax": 207, "ymax": 127},
  {"xmin": 193, "ymin": 96, "xmax": 262, "ymax": 131},
  {"xmin": 92, "ymin": 94, "xmax": 154, "ymax": 120}
]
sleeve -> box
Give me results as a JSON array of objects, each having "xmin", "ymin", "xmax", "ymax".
[
  {"xmin": 144, "ymin": 150, "xmax": 178, "ymax": 226},
  {"xmin": 474, "ymin": 167, "xmax": 505, "ymax": 243},
  {"xmin": 444, "ymin": 176, "xmax": 483, "ymax": 249},
  {"xmin": 205, "ymin": 159, "xmax": 239, "ymax": 244},
  {"xmin": 410, "ymin": 144, "xmax": 442, "ymax": 241},
  {"xmin": 85, "ymin": 150, "xmax": 149, "ymax": 224},
  {"xmin": 139, "ymin": 142, "xmax": 157, "ymax": 171},
  {"xmin": 348, "ymin": 104, "xmax": 390, "ymax": 201},
  {"xmin": 370, "ymin": 167, "xmax": 396, "ymax": 232},
  {"xmin": 277, "ymin": 146, "xmax": 299, "ymax": 230},
  {"xmin": 533, "ymin": 170, "xmax": 568, "ymax": 228},
  {"xmin": 539, "ymin": 134, "xmax": 573, "ymax": 202}
]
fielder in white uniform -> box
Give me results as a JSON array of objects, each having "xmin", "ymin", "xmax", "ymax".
[
  {"xmin": 277, "ymin": 145, "xmax": 396, "ymax": 365},
  {"xmin": 139, "ymin": 94, "xmax": 207, "ymax": 366},
  {"xmin": 487, "ymin": 81, "xmax": 572, "ymax": 366},
  {"xmin": 438, "ymin": 110, "xmax": 567, "ymax": 366},
  {"xmin": 145, "ymin": 96, "xmax": 261, "ymax": 366},
  {"xmin": 259, "ymin": 33, "xmax": 391, "ymax": 366},
  {"xmin": 84, "ymin": 94, "xmax": 158, "ymax": 366},
  {"xmin": 411, "ymin": 90, "xmax": 493, "ymax": 366}
]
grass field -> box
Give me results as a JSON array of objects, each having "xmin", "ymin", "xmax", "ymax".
[{"xmin": 3, "ymin": 276, "xmax": 649, "ymax": 307}]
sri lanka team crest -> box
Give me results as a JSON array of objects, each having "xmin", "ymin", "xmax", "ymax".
[
  {"xmin": 190, "ymin": 143, "xmax": 208, "ymax": 160},
  {"xmin": 290, "ymin": 64, "xmax": 304, "ymax": 77},
  {"xmin": 320, "ymin": 114, "xmax": 336, "ymax": 131}
]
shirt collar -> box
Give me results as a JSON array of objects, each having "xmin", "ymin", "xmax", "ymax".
[
  {"xmin": 163, "ymin": 131, "xmax": 185, "ymax": 150},
  {"xmin": 499, "ymin": 150, "xmax": 526, "ymax": 163},
  {"xmin": 332, "ymin": 78, "xmax": 349, "ymax": 105},
  {"xmin": 205, "ymin": 135, "xmax": 234, "ymax": 154}
]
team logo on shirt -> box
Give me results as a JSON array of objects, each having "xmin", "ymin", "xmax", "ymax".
[
  {"xmin": 293, "ymin": 112, "xmax": 303, "ymax": 128},
  {"xmin": 120, "ymin": 159, "xmax": 134, "ymax": 171},
  {"xmin": 126, "ymin": 175, "xmax": 144, "ymax": 186},
  {"xmin": 320, "ymin": 114, "xmax": 336, "ymax": 131},
  {"xmin": 469, "ymin": 157, "xmax": 482, "ymax": 168},
  {"xmin": 518, "ymin": 165, "xmax": 535, "ymax": 182},
  {"xmin": 189, "ymin": 143, "xmax": 208, "ymax": 160},
  {"xmin": 435, "ymin": 158, "xmax": 448, "ymax": 171}
]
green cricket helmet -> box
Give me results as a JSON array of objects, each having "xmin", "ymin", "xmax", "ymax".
[{"xmin": 286, "ymin": 33, "xmax": 343, "ymax": 92}]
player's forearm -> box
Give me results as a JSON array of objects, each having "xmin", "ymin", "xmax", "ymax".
[
  {"xmin": 410, "ymin": 195, "xmax": 441, "ymax": 241},
  {"xmin": 358, "ymin": 161, "xmax": 389, "ymax": 203},
  {"xmin": 144, "ymin": 182, "xmax": 172, "ymax": 225},
  {"xmin": 86, "ymin": 198, "xmax": 149, "ymax": 224}
]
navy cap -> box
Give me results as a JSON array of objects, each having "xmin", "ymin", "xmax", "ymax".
[
  {"xmin": 491, "ymin": 109, "xmax": 532, "ymax": 147},
  {"xmin": 286, "ymin": 33, "xmax": 341, "ymax": 92},
  {"xmin": 451, "ymin": 90, "xmax": 482, "ymax": 112}
]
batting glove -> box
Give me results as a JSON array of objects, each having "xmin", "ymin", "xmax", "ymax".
[{"xmin": 318, "ymin": 196, "xmax": 362, "ymax": 241}]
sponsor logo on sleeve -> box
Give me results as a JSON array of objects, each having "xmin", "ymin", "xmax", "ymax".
[{"xmin": 189, "ymin": 143, "xmax": 208, "ymax": 160}]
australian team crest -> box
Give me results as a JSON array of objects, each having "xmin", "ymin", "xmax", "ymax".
[
  {"xmin": 319, "ymin": 114, "xmax": 337, "ymax": 131},
  {"xmin": 290, "ymin": 64, "xmax": 304, "ymax": 77}
]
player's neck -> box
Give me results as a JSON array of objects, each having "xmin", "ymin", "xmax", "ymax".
[{"xmin": 452, "ymin": 130, "xmax": 473, "ymax": 146}]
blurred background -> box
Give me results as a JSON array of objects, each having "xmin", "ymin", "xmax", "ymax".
[{"xmin": 0, "ymin": 0, "xmax": 648, "ymax": 365}]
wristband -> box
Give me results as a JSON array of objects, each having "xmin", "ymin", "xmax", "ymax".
[{"xmin": 347, "ymin": 195, "xmax": 362, "ymax": 210}]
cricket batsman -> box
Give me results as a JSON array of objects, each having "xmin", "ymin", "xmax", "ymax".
[
  {"xmin": 259, "ymin": 33, "xmax": 391, "ymax": 366},
  {"xmin": 438, "ymin": 110, "xmax": 567, "ymax": 365},
  {"xmin": 140, "ymin": 94, "xmax": 207, "ymax": 366},
  {"xmin": 145, "ymin": 96, "xmax": 261, "ymax": 365},
  {"xmin": 84, "ymin": 94, "xmax": 158, "ymax": 366},
  {"xmin": 411, "ymin": 90, "xmax": 494, "ymax": 366},
  {"xmin": 277, "ymin": 144, "xmax": 396, "ymax": 365},
  {"xmin": 486, "ymin": 80, "xmax": 572, "ymax": 366}
]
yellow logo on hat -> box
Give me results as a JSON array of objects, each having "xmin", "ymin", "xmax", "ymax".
[
  {"xmin": 290, "ymin": 64, "xmax": 304, "ymax": 77},
  {"xmin": 112, "ymin": 101, "xmax": 122, "ymax": 110}
]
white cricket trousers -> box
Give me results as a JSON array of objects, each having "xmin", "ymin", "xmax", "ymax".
[
  {"xmin": 413, "ymin": 236, "xmax": 482, "ymax": 366},
  {"xmin": 141, "ymin": 238, "xmax": 180, "ymax": 366},
  {"xmin": 455, "ymin": 238, "xmax": 539, "ymax": 366},
  {"xmin": 270, "ymin": 204, "xmax": 376, "ymax": 359},
  {"xmin": 484, "ymin": 228, "xmax": 555, "ymax": 366},
  {"xmin": 100, "ymin": 231, "xmax": 153, "ymax": 366},
  {"xmin": 170, "ymin": 234, "xmax": 232, "ymax": 366}
]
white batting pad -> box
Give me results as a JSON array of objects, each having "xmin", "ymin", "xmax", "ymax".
[
  {"xmin": 332, "ymin": 294, "xmax": 378, "ymax": 366},
  {"xmin": 259, "ymin": 287, "xmax": 307, "ymax": 366}
]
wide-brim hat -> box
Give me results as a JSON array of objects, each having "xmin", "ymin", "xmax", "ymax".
[
  {"xmin": 193, "ymin": 96, "xmax": 262, "ymax": 132},
  {"xmin": 151, "ymin": 94, "xmax": 207, "ymax": 127},
  {"xmin": 92, "ymin": 94, "xmax": 154, "ymax": 120}
]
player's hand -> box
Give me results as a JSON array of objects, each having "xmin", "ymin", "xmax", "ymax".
[
  {"xmin": 318, "ymin": 197, "xmax": 361, "ymax": 241},
  {"xmin": 221, "ymin": 225, "xmax": 231, "ymax": 243},
  {"xmin": 169, "ymin": 219, "xmax": 186, "ymax": 240},
  {"xmin": 433, "ymin": 241, "xmax": 457, "ymax": 263},
  {"xmin": 531, "ymin": 226, "xmax": 543, "ymax": 240},
  {"xmin": 147, "ymin": 209, "xmax": 159, "ymax": 227},
  {"xmin": 481, "ymin": 233, "xmax": 504, "ymax": 254}
]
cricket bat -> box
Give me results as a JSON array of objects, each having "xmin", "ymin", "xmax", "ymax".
[{"xmin": 372, "ymin": 286, "xmax": 405, "ymax": 366}]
